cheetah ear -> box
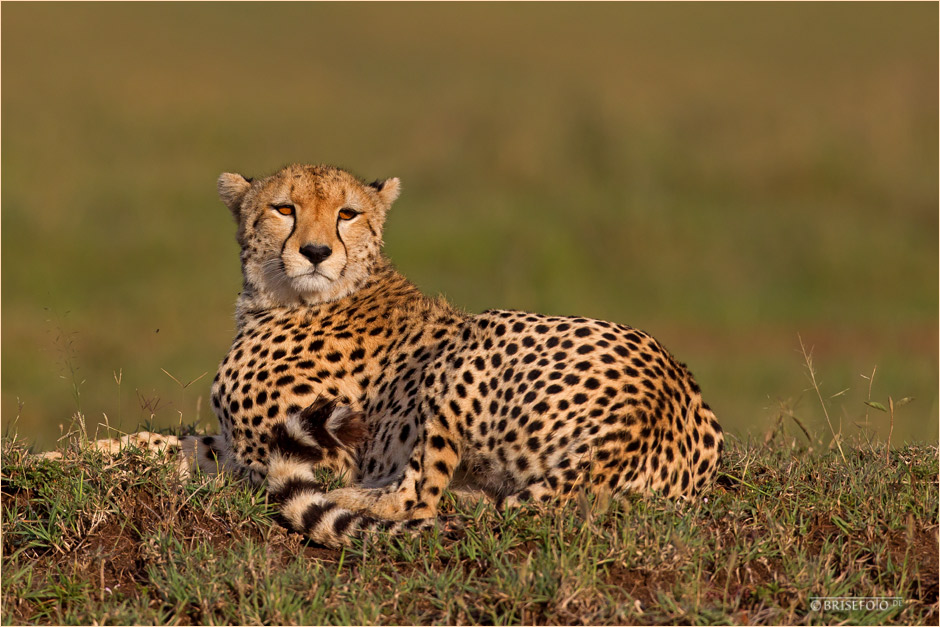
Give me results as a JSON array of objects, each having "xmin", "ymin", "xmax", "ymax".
[
  {"xmin": 218, "ymin": 173, "xmax": 252, "ymax": 215},
  {"xmin": 368, "ymin": 177, "xmax": 401, "ymax": 209}
]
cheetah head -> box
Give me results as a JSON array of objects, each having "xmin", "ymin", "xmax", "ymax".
[{"xmin": 217, "ymin": 164, "xmax": 400, "ymax": 307}]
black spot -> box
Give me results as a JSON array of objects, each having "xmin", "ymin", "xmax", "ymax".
[{"xmin": 526, "ymin": 419, "xmax": 545, "ymax": 433}]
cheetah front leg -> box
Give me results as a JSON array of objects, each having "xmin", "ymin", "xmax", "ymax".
[
  {"xmin": 40, "ymin": 431, "xmax": 248, "ymax": 483},
  {"xmin": 39, "ymin": 430, "xmax": 183, "ymax": 460},
  {"xmin": 324, "ymin": 407, "xmax": 460, "ymax": 521}
]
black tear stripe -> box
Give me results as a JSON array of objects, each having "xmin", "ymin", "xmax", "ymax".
[
  {"xmin": 280, "ymin": 192, "xmax": 298, "ymax": 259},
  {"xmin": 335, "ymin": 215, "xmax": 349, "ymax": 264}
]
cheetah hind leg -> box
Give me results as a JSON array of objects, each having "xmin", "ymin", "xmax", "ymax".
[
  {"xmin": 497, "ymin": 460, "xmax": 604, "ymax": 511},
  {"xmin": 265, "ymin": 398, "xmax": 440, "ymax": 548}
]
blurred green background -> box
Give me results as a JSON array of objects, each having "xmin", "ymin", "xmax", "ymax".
[{"xmin": 2, "ymin": 3, "xmax": 937, "ymax": 451}]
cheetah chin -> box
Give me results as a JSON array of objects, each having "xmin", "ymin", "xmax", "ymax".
[{"xmin": 291, "ymin": 269, "xmax": 336, "ymax": 294}]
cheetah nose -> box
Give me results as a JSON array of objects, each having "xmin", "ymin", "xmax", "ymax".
[{"xmin": 299, "ymin": 244, "xmax": 332, "ymax": 265}]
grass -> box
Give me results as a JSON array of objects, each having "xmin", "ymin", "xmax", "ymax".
[
  {"xmin": 2, "ymin": 428, "xmax": 936, "ymax": 625},
  {"xmin": 1, "ymin": 3, "xmax": 937, "ymax": 448}
]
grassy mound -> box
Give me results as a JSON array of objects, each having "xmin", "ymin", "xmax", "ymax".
[{"xmin": 2, "ymin": 434, "xmax": 936, "ymax": 625}]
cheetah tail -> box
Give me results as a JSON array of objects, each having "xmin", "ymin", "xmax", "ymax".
[
  {"xmin": 265, "ymin": 398, "xmax": 435, "ymax": 548},
  {"xmin": 269, "ymin": 481, "xmax": 436, "ymax": 548}
]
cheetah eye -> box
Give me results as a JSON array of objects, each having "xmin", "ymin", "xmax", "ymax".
[
  {"xmin": 273, "ymin": 204, "xmax": 295, "ymax": 216},
  {"xmin": 338, "ymin": 208, "xmax": 359, "ymax": 221}
]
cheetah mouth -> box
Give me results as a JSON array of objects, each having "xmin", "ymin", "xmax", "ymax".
[
  {"xmin": 282, "ymin": 263, "xmax": 332, "ymax": 281},
  {"xmin": 302, "ymin": 268, "xmax": 331, "ymax": 279},
  {"xmin": 290, "ymin": 269, "xmax": 336, "ymax": 292}
]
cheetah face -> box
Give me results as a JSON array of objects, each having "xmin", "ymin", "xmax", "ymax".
[{"xmin": 217, "ymin": 164, "xmax": 400, "ymax": 306}]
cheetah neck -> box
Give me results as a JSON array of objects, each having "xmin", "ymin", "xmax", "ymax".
[{"xmin": 234, "ymin": 256, "xmax": 433, "ymax": 331}]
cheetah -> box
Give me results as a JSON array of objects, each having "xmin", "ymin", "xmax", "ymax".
[{"xmin": 76, "ymin": 164, "xmax": 723, "ymax": 547}]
